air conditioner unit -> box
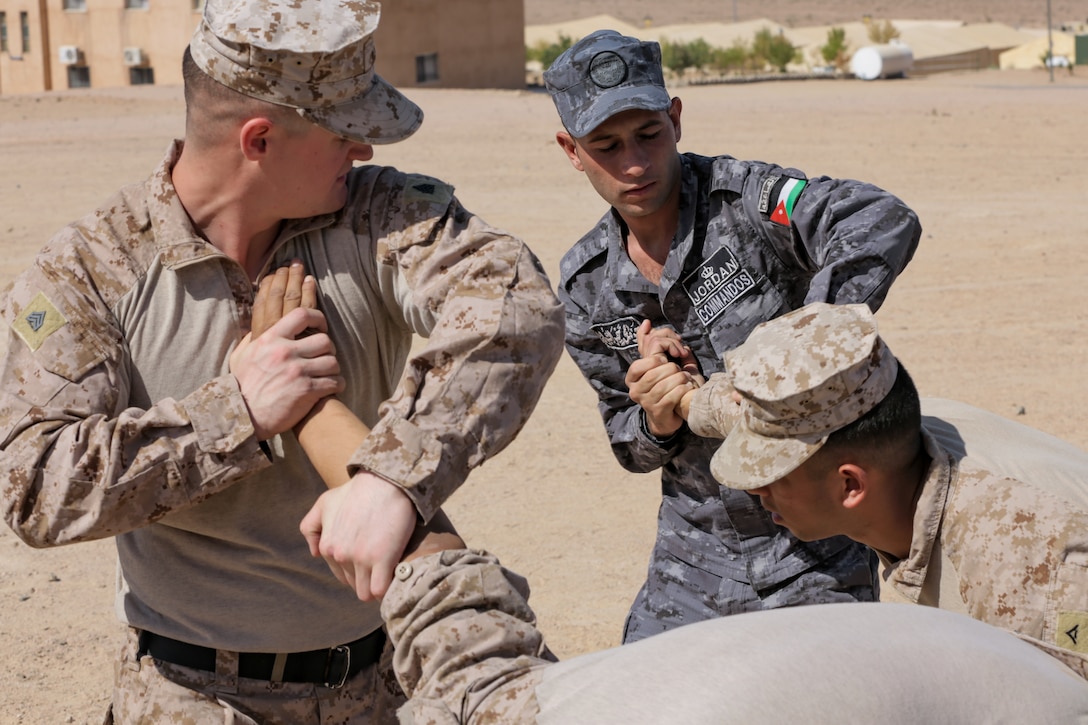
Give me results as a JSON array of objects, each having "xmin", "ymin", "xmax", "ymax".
[
  {"xmin": 58, "ymin": 45, "xmax": 81, "ymax": 65},
  {"xmin": 122, "ymin": 47, "xmax": 145, "ymax": 66}
]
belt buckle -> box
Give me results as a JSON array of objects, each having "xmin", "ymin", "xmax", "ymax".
[{"xmin": 324, "ymin": 644, "xmax": 351, "ymax": 689}]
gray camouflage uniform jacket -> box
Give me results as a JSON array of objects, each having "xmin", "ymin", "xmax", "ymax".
[
  {"xmin": 558, "ymin": 152, "xmax": 920, "ymax": 603},
  {"xmin": 0, "ymin": 142, "xmax": 564, "ymax": 652}
]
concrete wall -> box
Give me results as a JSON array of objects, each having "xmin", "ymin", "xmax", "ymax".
[
  {"xmin": 0, "ymin": 0, "xmax": 200, "ymax": 93},
  {"xmin": 0, "ymin": 0, "xmax": 525, "ymax": 95},
  {"xmin": 1, "ymin": 0, "xmax": 52, "ymax": 93},
  {"xmin": 374, "ymin": 0, "xmax": 525, "ymax": 89}
]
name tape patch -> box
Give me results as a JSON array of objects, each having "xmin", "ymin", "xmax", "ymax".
[
  {"xmin": 757, "ymin": 175, "xmax": 780, "ymax": 215},
  {"xmin": 591, "ymin": 316, "xmax": 641, "ymax": 351}
]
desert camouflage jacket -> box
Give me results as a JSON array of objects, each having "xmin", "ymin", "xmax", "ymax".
[
  {"xmin": 383, "ymin": 549, "xmax": 553, "ymax": 724},
  {"xmin": 557, "ymin": 151, "xmax": 920, "ymax": 586},
  {"xmin": 881, "ymin": 424, "xmax": 1088, "ymax": 679},
  {"xmin": 0, "ymin": 142, "xmax": 564, "ymax": 651}
]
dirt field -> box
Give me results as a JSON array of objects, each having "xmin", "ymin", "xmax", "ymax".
[
  {"xmin": 526, "ymin": 0, "xmax": 1086, "ymax": 30},
  {"xmin": 1, "ymin": 18, "xmax": 1087, "ymax": 725}
]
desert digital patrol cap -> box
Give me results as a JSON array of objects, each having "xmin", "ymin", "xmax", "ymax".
[
  {"xmin": 189, "ymin": 0, "xmax": 422, "ymax": 145},
  {"xmin": 543, "ymin": 29, "xmax": 671, "ymax": 138},
  {"xmin": 711, "ymin": 302, "xmax": 899, "ymax": 491}
]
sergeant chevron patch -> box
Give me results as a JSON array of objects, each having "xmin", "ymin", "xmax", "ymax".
[{"xmin": 12, "ymin": 291, "xmax": 67, "ymax": 352}]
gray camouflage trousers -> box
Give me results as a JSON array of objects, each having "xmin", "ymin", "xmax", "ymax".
[
  {"xmin": 103, "ymin": 628, "xmax": 406, "ymax": 724},
  {"xmin": 623, "ymin": 545, "xmax": 880, "ymax": 643}
]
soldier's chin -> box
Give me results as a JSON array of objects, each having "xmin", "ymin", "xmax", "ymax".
[{"xmin": 775, "ymin": 517, "xmax": 819, "ymax": 542}]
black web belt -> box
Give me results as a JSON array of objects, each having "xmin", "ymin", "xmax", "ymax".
[{"xmin": 137, "ymin": 627, "xmax": 385, "ymax": 689}]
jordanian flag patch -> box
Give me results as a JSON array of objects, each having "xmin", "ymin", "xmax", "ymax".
[{"xmin": 761, "ymin": 176, "xmax": 807, "ymax": 227}]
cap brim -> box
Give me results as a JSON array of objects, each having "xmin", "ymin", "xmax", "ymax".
[
  {"xmin": 303, "ymin": 74, "xmax": 423, "ymax": 145},
  {"xmin": 568, "ymin": 84, "xmax": 671, "ymax": 138},
  {"xmin": 710, "ymin": 420, "xmax": 826, "ymax": 491}
]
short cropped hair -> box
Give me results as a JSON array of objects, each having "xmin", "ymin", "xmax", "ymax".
[
  {"xmin": 181, "ymin": 45, "xmax": 309, "ymax": 148},
  {"xmin": 813, "ymin": 364, "xmax": 923, "ymax": 473}
]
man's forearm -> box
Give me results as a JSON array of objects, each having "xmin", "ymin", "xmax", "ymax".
[
  {"xmin": 293, "ymin": 397, "xmax": 369, "ymax": 488},
  {"xmin": 381, "ymin": 549, "xmax": 554, "ymax": 723}
]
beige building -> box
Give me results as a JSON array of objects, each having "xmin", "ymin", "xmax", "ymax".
[{"xmin": 0, "ymin": 0, "xmax": 524, "ymax": 95}]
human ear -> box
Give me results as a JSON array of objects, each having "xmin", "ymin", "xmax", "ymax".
[
  {"xmin": 239, "ymin": 117, "xmax": 274, "ymax": 161},
  {"xmin": 556, "ymin": 131, "xmax": 585, "ymax": 172},
  {"xmin": 838, "ymin": 463, "xmax": 868, "ymax": 510},
  {"xmin": 669, "ymin": 97, "xmax": 683, "ymax": 143}
]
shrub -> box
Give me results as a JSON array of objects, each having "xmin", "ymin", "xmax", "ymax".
[
  {"xmin": 820, "ymin": 27, "xmax": 850, "ymax": 70},
  {"xmin": 527, "ymin": 34, "xmax": 573, "ymax": 69},
  {"xmin": 753, "ymin": 28, "xmax": 799, "ymax": 72},
  {"xmin": 710, "ymin": 40, "xmax": 751, "ymax": 73},
  {"xmin": 660, "ymin": 37, "xmax": 713, "ymax": 74},
  {"xmin": 866, "ymin": 19, "xmax": 900, "ymax": 44}
]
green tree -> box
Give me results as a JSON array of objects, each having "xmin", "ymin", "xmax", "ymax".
[
  {"xmin": 660, "ymin": 37, "xmax": 713, "ymax": 74},
  {"xmin": 709, "ymin": 40, "xmax": 750, "ymax": 74},
  {"xmin": 820, "ymin": 27, "xmax": 850, "ymax": 70},
  {"xmin": 527, "ymin": 33, "xmax": 573, "ymax": 69},
  {"xmin": 753, "ymin": 28, "xmax": 799, "ymax": 72}
]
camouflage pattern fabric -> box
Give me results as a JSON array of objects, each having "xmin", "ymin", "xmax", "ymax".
[
  {"xmin": 558, "ymin": 151, "xmax": 920, "ymax": 641},
  {"xmin": 105, "ymin": 628, "xmax": 405, "ymax": 723},
  {"xmin": 881, "ymin": 426, "xmax": 1088, "ymax": 680},
  {"xmin": 383, "ymin": 548, "xmax": 1088, "ymax": 722},
  {"xmin": 621, "ymin": 542, "xmax": 879, "ymax": 643},
  {"xmin": 684, "ymin": 371, "xmax": 741, "ymax": 440},
  {"xmin": 710, "ymin": 302, "xmax": 899, "ymax": 490},
  {"xmin": 0, "ymin": 140, "xmax": 563, "ymax": 707},
  {"xmin": 189, "ymin": 0, "xmax": 422, "ymax": 144},
  {"xmin": 542, "ymin": 29, "xmax": 671, "ymax": 138},
  {"xmin": 381, "ymin": 550, "xmax": 553, "ymax": 723}
]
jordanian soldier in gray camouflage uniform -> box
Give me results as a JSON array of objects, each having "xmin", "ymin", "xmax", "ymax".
[
  {"xmin": 0, "ymin": 0, "xmax": 563, "ymax": 721},
  {"xmin": 542, "ymin": 29, "xmax": 921, "ymax": 642},
  {"xmin": 697, "ymin": 302, "xmax": 1088, "ymax": 680}
]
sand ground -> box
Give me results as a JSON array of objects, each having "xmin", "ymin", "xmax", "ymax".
[
  {"xmin": 525, "ymin": 0, "xmax": 1087, "ymax": 29},
  {"xmin": 1, "ymin": 63, "xmax": 1087, "ymax": 723}
]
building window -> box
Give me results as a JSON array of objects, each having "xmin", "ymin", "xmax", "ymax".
[
  {"xmin": 0, "ymin": 12, "xmax": 8, "ymax": 54},
  {"xmin": 129, "ymin": 67, "xmax": 154, "ymax": 85},
  {"xmin": 62, "ymin": 0, "xmax": 87, "ymax": 10},
  {"xmin": 67, "ymin": 66, "xmax": 91, "ymax": 88},
  {"xmin": 415, "ymin": 53, "xmax": 439, "ymax": 83},
  {"xmin": 124, "ymin": 0, "xmax": 149, "ymax": 9},
  {"xmin": 20, "ymin": 11, "xmax": 29, "ymax": 54}
]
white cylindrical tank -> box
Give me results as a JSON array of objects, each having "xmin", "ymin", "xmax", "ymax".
[{"xmin": 850, "ymin": 44, "xmax": 914, "ymax": 80}]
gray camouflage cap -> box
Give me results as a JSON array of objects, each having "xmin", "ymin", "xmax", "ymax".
[
  {"xmin": 189, "ymin": 0, "xmax": 422, "ymax": 145},
  {"xmin": 711, "ymin": 303, "xmax": 899, "ymax": 490},
  {"xmin": 542, "ymin": 29, "xmax": 671, "ymax": 138}
]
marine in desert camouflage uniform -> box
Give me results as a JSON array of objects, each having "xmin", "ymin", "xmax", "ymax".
[
  {"xmin": 542, "ymin": 29, "xmax": 921, "ymax": 642},
  {"xmin": 687, "ymin": 302, "xmax": 1088, "ymax": 679},
  {"xmin": 376, "ymin": 530, "xmax": 1088, "ymax": 723},
  {"xmin": 0, "ymin": 0, "xmax": 563, "ymax": 721}
]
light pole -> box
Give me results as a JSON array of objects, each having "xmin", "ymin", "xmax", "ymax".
[{"xmin": 1047, "ymin": 0, "xmax": 1054, "ymax": 82}]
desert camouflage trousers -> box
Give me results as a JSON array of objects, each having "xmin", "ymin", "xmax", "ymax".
[{"xmin": 103, "ymin": 628, "xmax": 406, "ymax": 724}]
